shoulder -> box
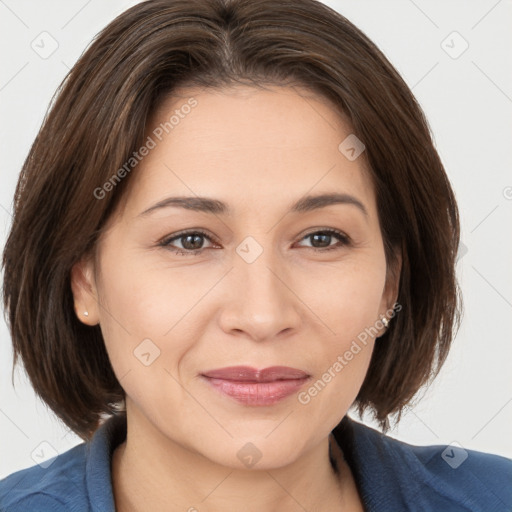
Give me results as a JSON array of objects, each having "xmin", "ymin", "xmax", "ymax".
[
  {"xmin": 0, "ymin": 443, "xmax": 88, "ymax": 512},
  {"xmin": 0, "ymin": 414, "xmax": 124, "ymax": 512},
  {"xmin": 385, "ymin": 432, "xmax": 512, "ymax": 511},
  {"xmin": 335, "ymin": 416, "xmax": 512, "ymax": 512}
]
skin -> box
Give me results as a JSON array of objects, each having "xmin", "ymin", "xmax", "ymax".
[{"xmin": 71, "ymin": 84, "xmax": 400, "ymax": 512}]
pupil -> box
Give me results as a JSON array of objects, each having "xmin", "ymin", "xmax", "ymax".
[
  {"xmin": 312, "ymin": 233, "xmax": 330, "ymax": 247},
  {"xmin": 183, "ymin": 234, "xmax": 203, "ymax": 250}
]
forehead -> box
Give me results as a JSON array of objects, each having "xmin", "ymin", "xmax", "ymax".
[
  {"xmin": 150, "ymin": 84, "xmax": 352, "ymax": 155},
  {"xmin": 118, "ymin": 85, "xmax": 377, "ymax": 221}
]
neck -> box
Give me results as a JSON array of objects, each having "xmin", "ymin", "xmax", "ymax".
[{"xmin": 111, "ymin": 406, "xmax": 355, "ymax": 512}]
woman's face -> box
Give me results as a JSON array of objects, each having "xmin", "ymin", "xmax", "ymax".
[{"xmin": 74, "ymin": 84, "xmax": 398, "ymax": 469}]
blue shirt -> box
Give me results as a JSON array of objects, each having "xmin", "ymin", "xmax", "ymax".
[{"xmin": 1, "ymin": 413, "xmax": 511, "ymax": 511}]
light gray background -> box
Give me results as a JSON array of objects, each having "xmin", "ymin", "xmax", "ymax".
[{"xmin": 1, "ymin": 0, "xmax": 511, "ymax": 477}]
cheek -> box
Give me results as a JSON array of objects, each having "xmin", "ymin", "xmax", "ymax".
[
  {"xmin": 93, "ymin": 244, "xmax": 203, "ymax": 381},
  {"xmin": 301, "ymin": 252, "xmax": 387, "ymax": 341},
  {"xmin": 293, "ymin": 260, "xmax": 385, "ymax": 426}
]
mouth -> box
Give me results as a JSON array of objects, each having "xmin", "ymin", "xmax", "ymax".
[{"xmin": 200, "ymin": 366, "xmax": 311, "ymax": 406}]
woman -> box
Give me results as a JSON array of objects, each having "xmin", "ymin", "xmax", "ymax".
[{"xmin": 1, "ymin": 0, "xmax": 511, "ymax": 510}]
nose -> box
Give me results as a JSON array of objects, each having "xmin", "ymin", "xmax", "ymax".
[{"xmin": 217, "ymin": 240, "xmax": 302, "ymax": 342}]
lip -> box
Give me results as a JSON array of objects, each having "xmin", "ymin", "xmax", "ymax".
[
  {"xmin": 201, "ymin": 365, "xmax": 310, "ymax": 381},
  {"xmin": 201, "ymin": 366, "xmax": 311, "ymax": 406}
]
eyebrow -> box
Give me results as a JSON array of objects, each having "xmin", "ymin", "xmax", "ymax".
[{"xmin": 138, "ymin": 192, "xmax": 368, "ymax": 218}]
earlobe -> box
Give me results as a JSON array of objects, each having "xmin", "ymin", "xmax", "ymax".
[{"xmin": 70, "ymin": 257, "xmax": 100, "ymax": 325}]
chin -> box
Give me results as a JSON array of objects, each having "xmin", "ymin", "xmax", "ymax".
[{"xmin": 195, "ymin": 434, "xmax": 305, "ymax": 471}]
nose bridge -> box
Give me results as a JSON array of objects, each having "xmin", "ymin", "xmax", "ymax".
[
  {"xmin": 236, "ymin": 233, "xmax": 286, "ymax": 309},
  {"xmin": 220, "ymin": 233, "xmax": 301, "ymax": 339}
]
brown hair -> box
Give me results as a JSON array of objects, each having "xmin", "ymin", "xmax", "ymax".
[{"xmin": 2, "ymin": 0, "xmax": 461, "ymax": 439}]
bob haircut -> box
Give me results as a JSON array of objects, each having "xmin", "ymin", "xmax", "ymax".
[{"xmin": 2, "ymin": 0, "xmax": 461, "ymax": 440}]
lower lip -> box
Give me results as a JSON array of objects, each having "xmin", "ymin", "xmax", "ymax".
[{"xmin": 202, "ymin": 376, "xmax": 310, "ymax": 406}]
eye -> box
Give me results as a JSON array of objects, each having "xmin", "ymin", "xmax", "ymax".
[
  {"xmin": 158, "ymin": 230, "xmax": 217, "ymax": 256},
  {"xmin": 158, "ymin": 228, "xmax": 351, "ymax": 257},
  {"xmin": 296, "ymin": 229, "xmax": 351, "ymax": 252}
]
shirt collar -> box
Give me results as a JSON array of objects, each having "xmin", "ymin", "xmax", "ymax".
[{"xmin": 86, "ymin": 413, "xmax": 126, "ymax": 512}]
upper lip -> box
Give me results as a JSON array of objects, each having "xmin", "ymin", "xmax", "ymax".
[{"xmin": 201, "ymin": 366, "xmax": 310, "ymax": 382}]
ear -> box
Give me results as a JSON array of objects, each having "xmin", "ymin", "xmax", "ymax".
[
  {"xmin": 378, "ymin": 245, "xmax": 402, "ymax": 333},
  {"xmin": 70, "ymin": 255, "xmax": 100, "ymax": 325},
  {"xmin": 384, "ymin": 246, "xmax": 402, "ymax": 310}
]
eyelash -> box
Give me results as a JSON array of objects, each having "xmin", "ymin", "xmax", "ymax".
[{"xmin": 158, "ymin": 228, "xmax": 351, "ymax": 257}]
